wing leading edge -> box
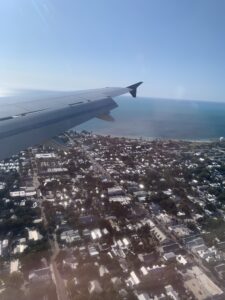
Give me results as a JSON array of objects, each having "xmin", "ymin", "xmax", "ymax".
[{"xmin": 0, "ymin": 82, "xmax": 142, "ymax": 159}]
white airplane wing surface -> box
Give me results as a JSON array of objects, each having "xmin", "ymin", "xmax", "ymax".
[{"xmin": 0, "ymin": 82, "xmax": 142, "ymax": 159}]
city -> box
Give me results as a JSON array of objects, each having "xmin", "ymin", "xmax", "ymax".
[{"xmin": 0, "ymin": 132, "xmax": 225, "ymax": 300}]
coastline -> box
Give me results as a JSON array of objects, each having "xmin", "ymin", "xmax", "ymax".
[
  {"xmin": 78, "ymin": 130, "xmax": 217, "ymax": 144},
  {"xmin": 75, "ymin": 97, "xmax": 225, "ymax": 143}
]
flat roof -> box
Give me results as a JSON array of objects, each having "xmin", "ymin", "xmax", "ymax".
[{"xmin": 184, "ymin": 266, "xmax": 223, "ymax": 300}]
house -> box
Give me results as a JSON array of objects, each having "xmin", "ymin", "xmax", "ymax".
[
  {"xmin": 163, "ymin": 252, "xmax": 176, "ymax": 262},
  {"xmin": 137, "ymin": 293, "xmax": 150, "ymax": 300},
  {"xmin": 24, "ymin": 186, "xmax": 37, "ymax": 197},
  {"xmin": 91, "ymin": 228, "xmax": 102, "ymax": 240},
  {"xmin": 98, "ymin": 242, "xmax": 110, "ymax": 252},
  {"xmin": 88, "ymin": 280, "xmax": 103, "ymax": 294},
  {"xmin": 63, "ymin": 256, "xmax": 77, "ymax": 270},
  {"xmin": 82, "ymin": 228, "xmax": 91, "ymax": 239},
  {"xmin": 116, "ymin": 238, "xmax": 130, "ymax": 249},
  {"xmin": 152, "ymin": 293, "xmax": 167, "ymax": 300},
  {"xmin": 112, "ymin": 247, "xmax": 126, "ymax": 259},
  {"xmin": 33, "ymin": 218, "xmax": 43, "ymax": 224},
  {"xmin": 151, "ymin": 227, "xmax": 168, "ymax": 244},
  {"xmin": 157, "ymin": 213, "xmax": 172, "ymax": 225},
  {"xmin": 111, "ymin": 277, "xmax": 122, "ymax": 289},
  {"xmin": 79, "ymin": 215, "xmax": 97, "ymax": 225},
  {"xmin": 0, "ymin": 240, "xmax": 9, "ymax": 257},
  {"xmin": 140, "ymin": 266, "xmax": 148, "ymax": 276},
  {"xmin": 134, "ymin": 190, "xmax": 148, "ymax": 202},
  {"xmin": 119, "ymin": 258, "xmax": 129, "ymax": 273},
  {"xmin": 10, "ymin": 259, "xmax": 20, "ymax": 274},
  {"xmin": 217, "ymin": 241, "xmax": 225, "ymax": 251},
  {"xmin": 169, "ymin": 225, "xmax": 190, "ymax": 237},
  {"xmin": 165, "ymin": 285, "xmax": 179, "ymax": 300},
  {"xmin": 185, "ymin": 236, "xmax": 205, "ymax": 250},
  {"xmin": 99, "ymin": 265, "xmax": 109, "ymax": 277},
  {"xmin": 196, "ymin": 247, "xmax": 219, "ymax": 263},
  {"xmin": 13, "ymin": 243, "xmax": 27, "ymax": 254},
  {"xmin": 35, "ymin": 153, "xmax": 56, "ymax": 159},
  {"xmin": 138, "ymin": 253, "xmax": 156, "ymax": 265},
  {"xmin": 144, "ymin": 265, "xmax": 166, "ymax": 281},
  {"xmin": 0, "ymin": 182, "xmax": 6, "ymax": 190},
  {"xmin": 60, "ymin": 230, "xmax": 81, "ymax": 244},
  {"xmin": 27, "ymin": 229, "xmax": 43, "ymax": 241},
  {"xmin": 107, "ymin": 186, "xmax": 124, "ymax": 196},
  {"xmin": 88, "ymin": 245, "xmax": 99, "ymax": 257},
  {"xmin": 176, "ymin": 255, "xmax": 187, "ymax": 266},
  {"xmin": 29, "ymin": 267, "xmax": 51, "ymax": 284},
  {"xmin": 127, "ymin": 271, "xmax": 140, "ymax": 286},
  {"xmin": 160, "ymin": 242, "xmax": 180, "ymax": 254},
  {"xmin": 109, "ymin": 196, "xmax": 131, "ymax": 204}
]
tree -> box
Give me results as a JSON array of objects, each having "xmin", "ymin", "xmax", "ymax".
[
  {"xmin": 67, "ymin": 278, "xmax": 77, "ymax": 297},
  {"xmin": 6, "ymin": 272, "xmax": 24, "ymax": 289},
  {"xmin": 28, "ymin": 282, "xmax": 57, "ymax": 300},
  {"xmin": 179, "ymin": 202, "xmax": 191, "ymax": 217},
  {"xmin": 203, "ymin": 217, "xmax": 225, "ymax": 240},
  {"xmin": 125, "ymin": 291, "xmax": 138, "ymax": 300},
  {"xmin": 1, "ymin": 272, "xmax": 26, "ymax": 300},
  {"xmin": 1, "ymin": 288, "xmax": 26, "ymax": 300},
  {"xmin": 187, "ymin": 222, "xmax": 198, "ymax": 232},
  {"xmin": 205, "ymin": 203, "xmax": 216, "ymax": 212},
  {"xmin": 217, "ymin": 191, "xmax": 225, "ymax": 203}
]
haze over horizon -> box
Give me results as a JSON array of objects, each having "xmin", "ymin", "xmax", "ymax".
[{"xmin": 0, "ymin": 0, "xmax": 225, "ymax": 102}]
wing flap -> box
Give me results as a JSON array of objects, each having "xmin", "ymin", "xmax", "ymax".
[{"xmin": 96, "ymin": 113, "xmax": 114, "ymax": 122}]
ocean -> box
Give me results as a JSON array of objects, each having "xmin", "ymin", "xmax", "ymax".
[{"xmin": 75, "ymin": 97, "xmax": 225, "ymax": 141}]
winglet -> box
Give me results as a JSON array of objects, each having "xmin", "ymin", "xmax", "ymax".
[{"xmin": 127, "ymin": 81, "xmax": 143, "ymax": 98}]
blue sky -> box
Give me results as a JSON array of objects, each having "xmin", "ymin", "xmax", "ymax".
[{"xmin": 0, "ymin": 0, "xmax": 225, "ymax": 101}]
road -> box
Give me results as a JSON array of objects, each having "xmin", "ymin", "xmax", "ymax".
[
  {"xmin": 50, "ymin": 238, "xmax": 69, "ymax": 300},
  {"xmin": 30, "ymin": 153, "xmax": 69, "ymax": 300},
  {"xmin": 67, "ymin": 133, "xmax": 114, "ymax": 182},
  {"xmin": 152, "ymin": 215, "xmax": 224, "ymax": 290}
]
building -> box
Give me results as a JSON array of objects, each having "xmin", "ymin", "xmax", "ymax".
[
  {"xmin": 165, "ymin": 285, "xmax": 179, "ymax": 300},
  {"xmin": 88, "ymin": 280, "xmax": 103, "ymax": 294},
  {"xmin": 163, "ymin": 252, "xmax": 176, "ymax": 262},
  {"xmin": 109, "ymin": 195, "xmax": 131, "ymax": 204},
  {"xmin": 10, "ymin": 259, "xmax": 20, "ymax": 274},
  {"xmin": 60, "ymin": 229, "xmax": 81, "ymax": 243},
  {"xmin": 151, "ymin": 227, "xmax": 168, "ymax": 244},
  {"xmin": 29, "ymin": 267, "xmax": 51, "ymax": 284},
  {"xmin": 35, "ymin": 153, "xmax": 56, "ymax": 159},
  {"xmin": 128, "ymin": 271, "xmax": 140, "ymax": 286},
  {"xmin": 169, "ymin": 225, "xmax": 190, "ymax": 237},
  {"xmin": 107, "ymin": 186, "xmax": 124, "ymax": 196},
  {"xmin": 137, "ymin": 293, "xmax": 150, "ymax": 300},
  {"xmin": 27, "ymin": 229, "xmax": 43, "ymax": 241}
]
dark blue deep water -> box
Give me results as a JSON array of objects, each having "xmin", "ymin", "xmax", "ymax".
[{"xmin": 76, "ymin": 97, "xmax": 225, "ymax": 140}]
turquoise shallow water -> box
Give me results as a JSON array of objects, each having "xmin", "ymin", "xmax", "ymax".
[{"xmin": 75, "ymin": 97, "xmax": 225, "ymax": 140}]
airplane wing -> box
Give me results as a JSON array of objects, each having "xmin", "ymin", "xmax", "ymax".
[{"xmin": 0, "ymin": 82, "xmax": 142, "ymax": 160}]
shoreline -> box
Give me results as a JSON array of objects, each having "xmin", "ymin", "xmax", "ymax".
[{"xmin": 77, "ymin": 130, "xmax": 219, "ymax": 144}]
